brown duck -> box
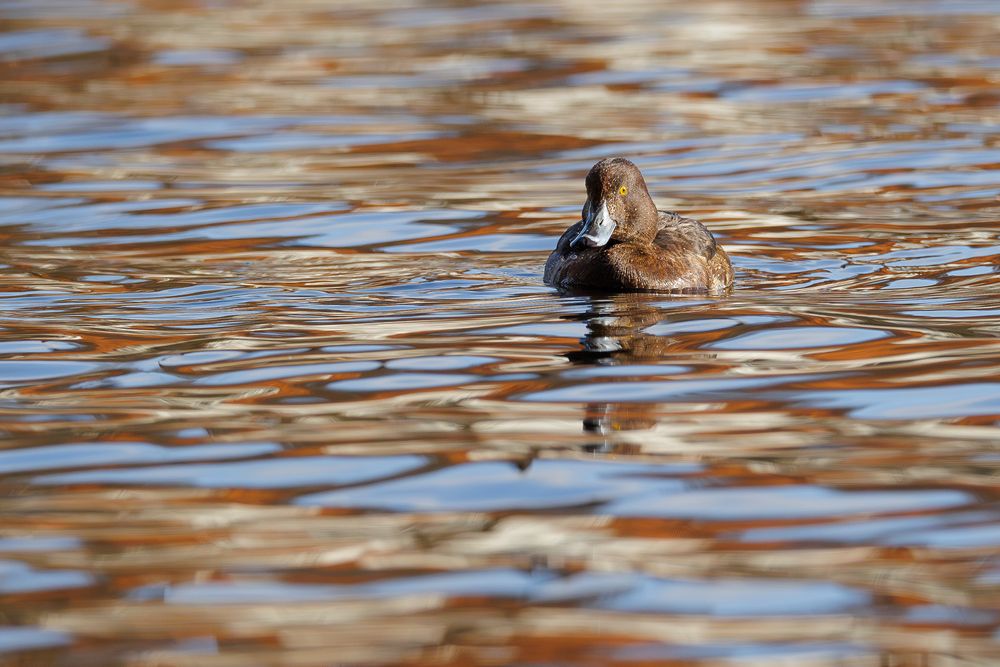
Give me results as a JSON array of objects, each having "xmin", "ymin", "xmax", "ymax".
[{"xmin": 545, "ymin": 158, "xmax": 733, "ymax": 293}]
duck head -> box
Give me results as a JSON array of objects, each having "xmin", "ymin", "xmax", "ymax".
[{"xmin": 570, "ymin": 157, "xmax": 660, "ymax": 250}]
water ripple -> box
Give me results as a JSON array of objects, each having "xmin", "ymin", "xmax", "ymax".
[{"xmin": 0, "ymin": 1, "xmax": 998, "ymax": 664}]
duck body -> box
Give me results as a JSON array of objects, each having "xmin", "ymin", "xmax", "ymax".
[{"xmin": 544, "ymin": 158, "xmax": 733, "ymax": 294}]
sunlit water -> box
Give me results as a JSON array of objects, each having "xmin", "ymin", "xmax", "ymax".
[{"xmin": 0, "ymin": 0, "xmax": 999, "ymax": 665}]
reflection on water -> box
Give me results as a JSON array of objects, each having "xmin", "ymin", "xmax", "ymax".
[{"xmin": 0, "ymin": 0, "xmax": 999, "ymax": 664}]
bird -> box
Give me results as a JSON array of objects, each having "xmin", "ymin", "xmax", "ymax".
[{"xmin": 544, "ymin": 157, "xmax": 733, "ymax": 293}]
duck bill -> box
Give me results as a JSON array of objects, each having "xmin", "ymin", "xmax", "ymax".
[{"xmin": 570, "ymin": 200, "xmax": 616, "ymax": 249}]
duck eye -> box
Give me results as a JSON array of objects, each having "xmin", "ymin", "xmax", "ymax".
[{"xmin": 619, "ymin": 185, "xmax": 628, "ymax": 196}]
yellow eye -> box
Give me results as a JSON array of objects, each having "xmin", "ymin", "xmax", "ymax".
[{"xmin": 619, "ymin": 185, "xmax": 628, "ymax": 196}]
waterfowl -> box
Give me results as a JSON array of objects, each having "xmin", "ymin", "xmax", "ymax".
[{"xmin": 544, "ymin": 158, "xmax": 733, "ymax": 293}]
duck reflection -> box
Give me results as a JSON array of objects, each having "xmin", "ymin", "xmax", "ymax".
[
  {"xmin": 567, "ymin": 293, "xmax": 678, "ymax": 365},
  {"xmin": 563, "ymin": 292, "xmax": 688, "ymax": 445}
]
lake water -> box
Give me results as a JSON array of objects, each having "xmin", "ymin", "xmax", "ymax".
[{"xmin": 0, "ymin": 0, "xmax": 999, "ymax": 665}]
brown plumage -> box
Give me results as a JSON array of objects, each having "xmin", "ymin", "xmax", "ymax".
[{"xmin": 544, "ymin": 158, "xmax": 734, "ymax": 293}]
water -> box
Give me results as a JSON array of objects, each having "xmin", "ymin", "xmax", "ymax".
[{"xmin": 0, "ymin": 0, "xmax": 998, "ymax": 665}]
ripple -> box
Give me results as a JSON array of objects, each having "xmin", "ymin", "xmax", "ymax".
[
  {"xmin": 643, "ymin": 318, "xmax": 742, "ymax": 335},
  {"xmin": 297, "ymin": 459, "xmax": 699, "ymax": 512},
  {"xmin": 384, "ymin": 355, "xmax": 496, "ymax": 371},
  {"xmin": 0, "ymin": 560, "xmax": 93, "ymax": 594},
  {"xmin": 327, "ymin": 372, "xmax": 480, "ymax": 392},
  {"xmin": 0, "ymin": 627, "xmax": 71, "ymax": 654},
  {"xmin": 194, "ymin": 361, "xmax": 381, "ymax": 386},
  {"xmin": 35, "ymin": 454, "xmax": 426, "ymax": 489},
  {"xmin": 607, "ymin": 485, "xmax": 972, "ymax": 521},
  {"xmin": 0, "ymin": 536, "xmax": 82, "ymax": 552},
  {"xmin": 811, "ymin": 0, "xmax": 1000, "ymax": 18},
  {"xmin": 725, "ymin": 80, "xmax": 927, "ymax": 103},
  {"xmin": 902, "ymin": 307, "xmax": 1000, "ymax": 318},
  {"xmin": 0, "ymin": 360, "xmax": 104, "ymax": 384},
  {"xmin": 207, "ymin": 130, "xmax": 444, "ymax": 152},
  {"xmin": 12, "ymin": 200, "xmax": 338, "ymax": 234},
  {"xmin": 560, "ymin": 364, "xmax": 689, "ymax": 378},
  {"xmin": 1, "ymin": 0, "xmax": 1000, "ymax": 661},
  {"xmin": 739, "ymin": 511, "xmax": 996, "ymax": 544},
  {"xmin": 385, "ymin": 233, "xmax": 554, "ymax": 253},
  {"xmin": 0, "ymin": 340, "xmax": 81, "ymax": 354},
  {"xmin": 521, "ymin": 375, "xmax": 812, "ymax": 403},
  {"xmin": 793, "ymin": 383, "xmax": 1000, "ymax": 419},
  {"xmin": 870, "ymin": 244, "xmax": 1000, "ymax": 268},
  {"xmin": 0, "ymin": 116, "xmax": 300, "ymax": 154},
  {"xmin": 123, "ymin": 209, "xmax": 477, "ymax": 249},
  {"xmin": 540, "ymin": 573, "xmax": 870, "ymax": 616},
  {"xmin": 159, "ymin": 569, "xmax": 538, "ymax": 605},
  {"xmin": 153, "ymin": 48, "xmax": 242, "ymax": 67},
  {"xmin": 884, "ymin": 278, "xmax": 938, "ymax": 290},
  {"xmin": 882, "ymin": 522, "xmax": 1000, "ymax": 548},
  {"xmin": 477, "ymin": 322, "xmax": 590, "ymax": 338},
  {"xmin": 0, "ymin": 442, "xmax": 279, "ymax": 475},
  {"xmin": 611, "ymin": 642, "xmax": 871, "ymax": 662},
  {"xmin": 709, "ymin": 326, "xmax": 889, "ymax": 350},
  {"xmin": 0, "ymin": 28, "xmax": 106, "ymax": 60}
]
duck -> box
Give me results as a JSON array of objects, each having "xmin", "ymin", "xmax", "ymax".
[{"xmin": 544, "ymin": 157, "xmax": 733, "ymax": 293}]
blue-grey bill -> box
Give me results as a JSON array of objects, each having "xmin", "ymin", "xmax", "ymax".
[{"xmin": 570, "ymin": 200, "xmax": 616, "ymax": 248}]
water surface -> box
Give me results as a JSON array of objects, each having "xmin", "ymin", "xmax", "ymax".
[{"xmin": 0, "ymin": 0, "xmax": 999, "ymax": 665}]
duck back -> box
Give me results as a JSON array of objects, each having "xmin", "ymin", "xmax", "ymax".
[{"xmin": 545, "ymin": 210, "xmax": 733, "ymax": 294}]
